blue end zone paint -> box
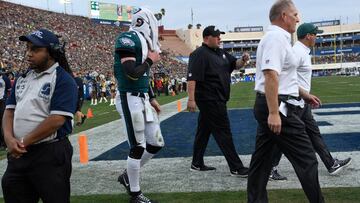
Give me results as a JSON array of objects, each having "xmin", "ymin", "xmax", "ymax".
[
  {"xmin": 316, "ymin": 121, "xmax": 332, "ymax": 126},
  {"xmin": 315, "ymin": 111, "xmax": 360, "ymax": 116},
  {"xmin": 320, "ymin": 103, "xmax": 360, "ymax": 108},
  {"xmin": 92, "ymin": 104, "xmax": 360, "ymax": 161}
]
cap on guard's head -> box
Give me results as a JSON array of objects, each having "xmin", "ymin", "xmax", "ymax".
[
  {"xmin": 203, "ymin": 25, "xmax": 225, "ymax": 38},
  {"xmin": 19, "ymin": 29, "xmax": 60, "ymax": 48}
]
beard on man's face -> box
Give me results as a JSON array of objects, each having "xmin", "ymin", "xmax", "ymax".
[{"xmin": 28, "ymin": 55, "xmax": 50, "ymax": 71}]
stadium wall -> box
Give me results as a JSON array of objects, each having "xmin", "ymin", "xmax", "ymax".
[
  {"xmin": 244, "ymin": 62, "xmax": 360, "ymax": 75},
  {"xmin": 177, "ymin": 23, "xmax": 360, "ymax": 52},
  {"xmin": 176, "ymin": 28, "xmax": 203, "ymax": 50}
]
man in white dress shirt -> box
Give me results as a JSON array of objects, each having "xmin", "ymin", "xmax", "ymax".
[
  {"xmin": 271, "ymin": 23, "xmax": 352, "ymax": 179},
  {"xmin": 247, "ymin": 1, "xmax": 324, "ymax": 202}
]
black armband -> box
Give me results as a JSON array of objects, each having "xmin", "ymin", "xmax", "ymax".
[
  {"xmin": 144, "ymin": 58, "xmax": 153, "ymax": 67},
  {"xmin": 123, "ymin": 59, "xmax": 152, "ymax": 79}
]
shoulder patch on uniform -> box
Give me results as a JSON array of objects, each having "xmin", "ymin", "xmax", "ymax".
[{"xmin": 119, "ymin": 37, "xmax": 135, "ymax": 47}]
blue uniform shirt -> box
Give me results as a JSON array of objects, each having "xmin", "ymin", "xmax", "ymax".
[{"xmin": 6, "ymin": 63, "xmax": 78, "ymax": 143}]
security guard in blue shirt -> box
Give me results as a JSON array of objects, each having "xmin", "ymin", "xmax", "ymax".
[{"xmin": 1, "ymin": 29, "xmax": 77, "ymax": 203}]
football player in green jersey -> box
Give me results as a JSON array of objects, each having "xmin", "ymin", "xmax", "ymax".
[{"xmin": 114, "ymin": 7, "xmax": 163, "ymax": 203}]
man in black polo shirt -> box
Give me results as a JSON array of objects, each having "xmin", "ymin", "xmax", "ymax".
[{"xmin": 187, "ymin": 25, "xmax": 249, "ymax": 177}]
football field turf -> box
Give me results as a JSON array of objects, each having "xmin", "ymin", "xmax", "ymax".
[
  {"xmin": 72, "ymin": 76, "xmax": 360, "ymax": 202},
  {"xmin": 0, "ymin": 76, "xmax": 360, "ymax": 202},
  {"xmin": 69, "ymin": 187, "xmax": 360, "ymax": 203},
  {"xmin": 76, "ymin": 75, "xmax": 360, "ymax": 134},
  {"xmin": 72, "ymin": 92, "xmax": 188, "ymax": 134},
  {"xmin": 1, "ymin": 188, "xmax": 359, "ymax": 202}
]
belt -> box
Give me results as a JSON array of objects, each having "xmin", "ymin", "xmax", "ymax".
[
  {"xmin": 130, "ymin": 92, "xmax": 146, "ymax": 98},
  {"xmin": 26, "ymin": 136, "xmax": 68, "ymax": 151},
  {"xmin": 256, "ymin": 92, "xmax": 300, "ymax": 101}
]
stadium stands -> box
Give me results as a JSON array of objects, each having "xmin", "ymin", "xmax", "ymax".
[
  {"xmin": 0, "ymin": 1, "xmax": 188, "ymax": 84},
  {"xmin": 177, "ymin": 21, "xmax": 360, "ymax": 77},
  {"xmin": 220, "ymin": 22, "xmax": 360, "ymax": 76}
]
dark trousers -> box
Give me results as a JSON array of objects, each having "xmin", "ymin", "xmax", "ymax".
[
  {"xmin": 272, "ymin": 103, "xmax": 334, "ymax": 170},
  {"xmin": 0, "ymin": 99, "xmax": 5, "ymax": 147},
  {"xmin": 2, "ymin": 138, "xmax": 73, "ymax": 203},
  {"xmin": 192, "ymin": 100, "xmax": 244, "ymax": 171},
  {"xmin": 248, "ymin": 95, "xmax": 324, "ymax": 203},
  {"xmin": 182, "ymin": 82, "xmax": 187, "ymax": 92}
]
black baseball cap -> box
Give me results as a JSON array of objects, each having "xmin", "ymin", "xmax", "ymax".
[
  {"xmin": 203, "ymin": 25, "xmax": 225, "ymax": 38},
  {"xmin": 19, "ymin": 29, "xmax": 60, "ymax": 47}
]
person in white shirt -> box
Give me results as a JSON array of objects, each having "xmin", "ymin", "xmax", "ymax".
[
  {"xmin": 181, "ymin": 77, "xmax": 187, "ymax": 92},
  {"xmin": 271, "ymin": 23, "xmax": 352, "ymax": 179},
  {"xmin": 247, "ymin": 1, "xmax": 324, "ymax": 202}
]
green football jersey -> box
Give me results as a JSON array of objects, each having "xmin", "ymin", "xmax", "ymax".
[{"xmin": 114, "ymin": 31, "xmax": 150, "ymax": 93}]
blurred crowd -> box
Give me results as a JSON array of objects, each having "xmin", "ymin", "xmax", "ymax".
[
  {"xmin": 1, "ymin": 1, "xmax": 358, "ymax": 102},
  {"xmin": 0, "ymin": 1, "xmax": 188, "ymax": 97},
  {"xmin": 313, "ymin": 53, "xmax": 360, "ymax": 64}
]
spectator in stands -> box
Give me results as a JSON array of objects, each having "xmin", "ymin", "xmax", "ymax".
[
  {"xmin": 109, "ymin": 78, "xmax": 116, "ymax": 106},
  {"xmin": 90, "ymin": 77, "xmax": 98, "ymax": 105},
  {"xmin": 0, "ymin": 1, "xmax": 188, "ymax": 94},
  {"xmin": 99, "ymin": 79, "xmax": 108, "ymax": 103},
  {"xmin": 181, "ymin": 76, "xmax": 187, "ymax": 92},
  {"xmin": 155, "ymin": 77, "xmax": 163, "ymax": 96}
]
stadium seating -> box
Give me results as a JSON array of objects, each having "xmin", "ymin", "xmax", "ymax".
[{"xmin": 0, "ymin": 1, "xmax": 187, "ymax": 81}]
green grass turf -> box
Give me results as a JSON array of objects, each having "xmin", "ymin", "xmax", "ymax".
[
  {"xmin": 1, "ymin": 187, "xmax": 357, "ymax": 203},
  {"xmin": 1, "ymin": 76, "xmax": 359, "ymax": 157},
  {"xmin": 74, "ymin": 76, "xmax": 360, "ymax": 133},
  {"xmin": 0, "ymin": 92, "xmax": 188, "ymax": 159},
  {"xmin": 0, "ymin": 150, "xmax": 6, "ymax": 160},
  {"xmin": 69, "ymin": 187, "xmax": 360, "ymax": 202},
  {"xmin": 227, "ymin": 76, "xmax": 360, "ymax": 108},
  {"xmin": 1, "ymin": 76, "xmax": 360, "ymax": 201},
  {"xmin": 73, "ymin": 92, "xmax": 188, "ymax": 134}
]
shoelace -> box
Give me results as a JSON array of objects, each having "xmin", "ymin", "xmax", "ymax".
[{"xmin": 137, "ymin": 194, "xmax": 152, "ymax": 202}]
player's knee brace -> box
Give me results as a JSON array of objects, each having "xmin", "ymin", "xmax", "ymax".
[
  {"xmin": 146, "ymin": 143, "xmax": 163, "ymax": 154},
  {"xmin": 129, "ymin": 146, "xmax": 145, "ymax": 159}
]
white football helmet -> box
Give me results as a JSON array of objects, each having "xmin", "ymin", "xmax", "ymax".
[{"xmin": 130, "ymin": 7, "xmax": 161, "ymax": 52}]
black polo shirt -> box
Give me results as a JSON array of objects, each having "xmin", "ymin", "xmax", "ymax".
[{"xmin": 187, "ymin": 43, "xmax": 237, "ymax": 101}]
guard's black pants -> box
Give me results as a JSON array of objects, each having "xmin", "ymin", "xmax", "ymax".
[
  {"xmin": 272, "ymin": 103, "xmax": 334, "ymax": 170},
  {"xmin": 2, "ymin": 138, "xmax": 73, "ymax": 203},
  {"xmin": 248, "ymin": 95, "xmax": 324, "ymax": 203},
  {"xmin": 192, "ymin": 100, "xmax": 245, "ymax": 171}
]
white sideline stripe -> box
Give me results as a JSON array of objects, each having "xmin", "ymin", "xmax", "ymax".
[
  {"xmin": 313, "ymin": 107, "xmax": 360, "ymax": 113},
  {"xmin": 69, "ymin": 97, "xmax": 189, "ymax": 162}
]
